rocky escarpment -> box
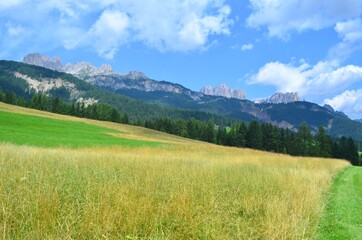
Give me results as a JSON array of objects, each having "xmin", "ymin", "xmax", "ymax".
[
  {"xmin": 23, "ymin": 53, "xmax": 204, "ymax": 100},
  {"xmin": 85, "ymin": 73, "xmax": 204, "ymax": 101},
  {"xmin": 23, "ymin": 53, "xmax": 63, "ymax": 71},
  {"xmin": 200, "ymin": 84, "xmax": 246, "ymax": 100},
  {"xmin": 255, "ymin": 92, "xmax": 300, "ymax": 104},
  {"xmin": 23, "ymin": 53, "xmax": 116, "ymax": 78}
]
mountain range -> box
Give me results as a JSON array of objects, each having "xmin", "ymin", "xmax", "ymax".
[{"xmin": 1, "ymin": 53, "xmax": 361, "ymax": 141}]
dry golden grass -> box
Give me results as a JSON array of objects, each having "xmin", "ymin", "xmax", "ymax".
[{"xmin": 0, "ymin": 102, "xmax": 349, "ymax": 239}]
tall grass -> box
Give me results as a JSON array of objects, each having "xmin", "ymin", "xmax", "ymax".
[
  {"xmin": 0, "ymin": 142, "xmax": 348, "ymax": 239},
  {"xmin": 0, "ymin": 103, "xmax": 349, "ymax": 239}
]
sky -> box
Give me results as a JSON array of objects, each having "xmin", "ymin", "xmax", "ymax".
[{"xmin": 0, "ymin": 0, "xmax": 362, "ymax": 119}]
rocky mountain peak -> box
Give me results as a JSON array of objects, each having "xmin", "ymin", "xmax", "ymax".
[
  {"xmin": 200, "ymin": 83, "xmax": 246, "ymax": 100},
  {"xmin": 23, "ymin": 53, "xmax": 116, "ymax": 78},
  {"xmin": 323, "ymin": 104, "xmax": 335, "ymax": 112},
  {"xmin": 200, "ymin": 85, "xmax": 213, "ymax": 95},
  {"xmin": 99, "ymin": 64, "xmax": 113, "ymax": 73},
  {"xmin": 255, "ymin": 92, "xmax": 300, "ymax": 104},
  {"xmin": 23, "ymin": 53, "xmax": 63, "ymax": 71}
]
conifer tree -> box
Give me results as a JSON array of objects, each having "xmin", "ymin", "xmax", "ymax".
[
  {"xmin": 316, "ymin": 126, "xmax": 332, "ymax": 158},
  {"xmin": 205, "ymin": 119, "xmax": 217, "ymax": 143},
  {"xmin": 246, "ymin": 121, "xmax": 262, "ymax": 149},
  {"xmin": 0, "ymin": 89, "xmax": 4, "ymax": 102}
]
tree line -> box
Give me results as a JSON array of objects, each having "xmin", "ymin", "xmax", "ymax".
[
  {"xmin": 144, "ymin": 117, "xmax": 360, "ymax": 166},
  {"xmin": 0, "ymin": 89, "xmax": 360, "ymax": 166},
  {"xmin": 0, "ymin": 90, "xmax": 129, "ymax": 124}
]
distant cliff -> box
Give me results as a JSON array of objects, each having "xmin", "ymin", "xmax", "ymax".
[
  {"xmin": 255, "ymin": 92, "xmax": 300, "ymax": 104},
  {"xmin": 200, "ymin": 84, "xmax": 246, "ymax": 100},
  {"xmin": 23, "ymin": 53, "xmax": 116, "ymax": 78}
]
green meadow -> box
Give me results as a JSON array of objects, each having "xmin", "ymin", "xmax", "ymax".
[{"xmin": 0, "ymin": 110, "xmax": 158, "ymax": 148}]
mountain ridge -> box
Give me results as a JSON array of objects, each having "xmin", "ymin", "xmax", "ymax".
[
  {"xmin": 200, "ymin": 84, "xmax": 246, "ymax": 100},
  {"xmin": 6, "ymin": 54, "xmax": 361, "ymax": 141},
  {"xmin": 255, "ymin": 92, "xmax": 300, "ymax": 104}
]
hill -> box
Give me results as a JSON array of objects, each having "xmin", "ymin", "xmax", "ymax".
[
  {"xmin": 3, "ymin": 58, "xmax": 362, "ymax": 140},
  {"xmin": 0, "ymin": 102, "xmax": 349, "ymax": 239}
]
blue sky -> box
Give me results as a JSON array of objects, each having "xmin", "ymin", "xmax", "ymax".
[{"xmin": 1, "ymin": 0, "xmax": 362, "ymax": 119}]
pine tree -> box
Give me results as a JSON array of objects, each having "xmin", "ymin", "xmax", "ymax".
[
  {"xmin": 233, "ymin": 122, "xmax": 247, "ymax": 147},
  {"xmin": 0, "ymin": 89, "xmax": 4, "ymax": 102},
  {"xmin": 30, "ymin": 93, "xmax": 41, "ymax": 109},
  {"xmin": 217, "ymin": 126, "xmax": 230, "ymax": 146},
  {"xmin": 346, "ymin": 137, "xmax": 359, "ymax": 166},
  {"xmin": 4, "ymin": 91, "xmax": 16, "ymax": 104},
  {"xmin": 316, "ymin": 126, "xmax": 332, "ymax": 158},
  {"xmin": 296, "ymin": 122, "xmax": 313, "ymax": 156},
  {"xmin": 122, "ymin": 113, "xmax": 129, "ymax": 124},
  {"xmin": 51, "ymin": 97, "xmax": 61, "ymax": 113},
  {"xmin": 187, "ymin": 118, "xmax": 198, "ymax": 139},
  {"xmin": 111, "ymin": 108, "xmax": 121, "ymax": 123},
  {"xmin": 205, "ymin": 119, "xmax": 217, "ymax": 143},
  {"xmin": 246, "ymin": 121, "xmax": 262, "ymax": 149},
  {"xmin": 174, "ymin": 119, "xmax": 187, "ymax": 137}
]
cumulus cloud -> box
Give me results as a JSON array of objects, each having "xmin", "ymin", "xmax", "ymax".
[
  {"xmin": 324, "ymin": 89, "xmax": 362, "ymax": 119},
  {"xmin": 248, "ymin": 60, "xmax": 362, "ymax": 99},
  {"xmin": 119, "ymin": 1, "xmax": 232, "ymax": 51},
  {"xmin": 241, "ymin": 43, "xmax": 253, "ymax": 51},
  {"xmin": 247, "ymin": 0, "xmax": 362, "ymax": 39},
  {"xmin": 88, "ymin": 9, "xmax": 130, "ymax": 59},
  {"xmin": 328, "ymin": 18, "xmax": 362, "ymax": 60},
  {"xmin": 0, "ymin": 0, "xmax": 232, "ymax": 58}
]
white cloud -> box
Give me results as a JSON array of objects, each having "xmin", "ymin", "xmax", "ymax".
[
  {"xmin": 335, "ymin": 18, "xmax": 362, "ymax": 42},
  {"xmin": 120, "ymin": 1, "xmax": 232, "ymax": 51},
  {"xmin": 241, "ymin": 43, "xmax": 254, "ymax": 51},
  {"xmin": 88, "ymin": 9, "xmax": 130, "ymax": 59},
  {"xmin": 248, "ymin": 61, "xmax": 307, "ymax": 92},
  {"xmin": 328, "ymin": 18, "xmax": 362, "ymax": 60},
  {"xmin": 0, "ymin": 0, "xmax": 232, "ymax": 58},
  {"xmin": 248, "ymin": 60, "xmax": 362, "ymax": 99},
  {"xmin": 324, "ymin": 89, "xmax": 362, "ymax": 119},
  {"xmin": 247, "ymin": 0, "xmax": 362, "ymax": 39}
]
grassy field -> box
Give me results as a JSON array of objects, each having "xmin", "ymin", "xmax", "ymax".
[
  {"xmin": 0, "ymin": 110, "xmax": 159, "ymax": 148},
  {"xmin": 0, "ymin": 102, "xmax": 350, "ymax": 239},
  {"xmin": 317, "ymin": 167, "xmax": 362, "ymax": 239}
]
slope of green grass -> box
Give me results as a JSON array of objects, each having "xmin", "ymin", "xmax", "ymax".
[
  {"xmin": 317, "ymin": 167, "xmax": 362, "ymax": 239},
  {"xmin": 0, "ymin": 110, "xmax": 158, "ymax": 148}
]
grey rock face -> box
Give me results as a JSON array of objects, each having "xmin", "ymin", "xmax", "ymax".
[
  {"xmin": 200, "ymin": 83, "xmax": 246, "ymax": 100},
  {"xmin": 22, "ymin": 53, "xmax": 202, "ymax": 99},
  {"xmin": 255, "ymin": 92, "xmax": 300, "ymax": 104},
  {"xmin": 85, "ymin": 74, "xmax": 203, "ymax": 100},
  {"xmin": 23, "ymin": 53, "xmax": 115, "ymax": 78},
  {"xmin": 323, "ymin": 104, "xmax": 335, "ymax": 112},
  {"xmin": 23, "ymin": 53, "xmax": 63, "ymax": 71}
]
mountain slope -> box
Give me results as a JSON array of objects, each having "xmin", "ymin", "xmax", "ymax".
[
  {"xmin": 0, "ymin": 60, "xmax": 236, "ymax": 124},
  {"xmin": 4, "ymin": 58, "xmax": 362, "ymax": 140},
  {"xmin": 84, "ymin": 72, "xmax": 362, "ymax": 140}
]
